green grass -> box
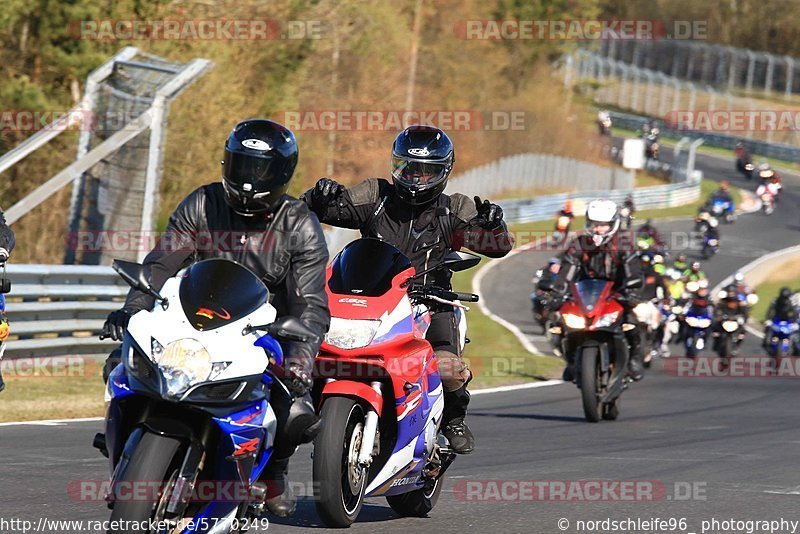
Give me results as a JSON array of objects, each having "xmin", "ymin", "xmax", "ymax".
[
  {"xmin": 750, "ymin": 269, "xmax": 800, "ymax": 324},
  {"xmin": 450, "ymin": 265, "xmax": 564, "ymax": 389},
  {"xmin": 0, "ymin": 358, "xmax": 105, "ymax": 422}
]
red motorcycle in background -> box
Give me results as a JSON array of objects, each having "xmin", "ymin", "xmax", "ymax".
[{"xmin": 550, "ymin": 278, "xmax": 641, "ymax": 422}]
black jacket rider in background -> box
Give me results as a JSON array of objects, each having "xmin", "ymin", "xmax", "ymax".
[
  {"xmin": 303, "ymin": 125, "xmax": 514, "ymax": 454},
  {"xmin": 554, "ymin": 199, "xmax": 645, "ymax": 382},
  {"xmin": 101, "ymin": 119, "xmax": 329, "ymax": 517},
  {"xmin": 0, "ymin": 209, "xmax": 14, "ymax": 392},
  {"xmin": 763, "ymin": 287, "xmax": 798, "ymax": 347}
]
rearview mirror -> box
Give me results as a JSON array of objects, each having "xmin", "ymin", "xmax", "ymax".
[
  {"xmin": 443, "ymin": 251, "xmax": 481, "ymax": 272},
  {"xmin": 268, "ymin": 316, "xmax": 318, "ymax": 344},
  {"xmin": 112, "ymin": 259, "xmax": 165, "ymax": 302}
]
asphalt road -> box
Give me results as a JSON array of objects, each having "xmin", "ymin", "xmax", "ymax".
[{"xmin": 1, "ymin": 145, "xmax": 799, "ymax": 533}]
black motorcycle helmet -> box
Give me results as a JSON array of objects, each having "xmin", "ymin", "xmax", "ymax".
[
  {"xmin": 221, "ymin": 119, "xmax": 298, "ymax": 216},
  {"xmin": 779, "ymin": 287, "xmax": 792, "ymax": 300},
  {"xmin": 390, "ymin": 125, "xmax": 454, "ymax": 206}
]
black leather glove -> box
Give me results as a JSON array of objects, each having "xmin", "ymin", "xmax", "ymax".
[
  {"xmin": 101, "ymin": 307, "xmax": 137, "ymax": 341},
  {"xmin": 285, "ymin": 362, "xmax": 313, "ymax": 397},
  {"xmin": 309, "ymin": 178, "xmax": 344, "ymax": 206},
  {"xmin": 473, "ymin": 196, "xmax": 504, "ymax": 229}
]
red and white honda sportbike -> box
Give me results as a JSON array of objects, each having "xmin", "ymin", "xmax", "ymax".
[{"xmin": 312, "ymin": 238, "xmax": 479, "ymax": 527}]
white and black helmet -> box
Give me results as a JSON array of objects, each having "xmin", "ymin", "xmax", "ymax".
[{"xmin": 585, "ymin": 199, "xmax": 621, "ymax": 247}]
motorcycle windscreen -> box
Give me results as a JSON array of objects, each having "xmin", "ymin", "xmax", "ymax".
[
  {"xmin": 573, "ymin": 279, "xmax": 611, "ymax": 314},
  {"xmin": 328, "ymin": 238, "xmax": 412, "ymax": 297},
  {"xmin": 179, "ymin": 258, "xmax": 269, "ymax": 330}
]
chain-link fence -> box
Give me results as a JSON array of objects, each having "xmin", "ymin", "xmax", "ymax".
[
  {"xmin": 568, "ymin": 50, "xmax": 800, "ymax": 148},
  {"xmin": 597, "ymin": 40, "xmax": 800, "ymax": 100}
]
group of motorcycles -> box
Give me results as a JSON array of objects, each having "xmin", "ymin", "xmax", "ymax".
[{"xmin": 95, "ymin": 238, "xmax": 482, "ymax": 530}]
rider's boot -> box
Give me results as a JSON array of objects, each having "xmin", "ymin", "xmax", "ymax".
[
  {"xmin": 442, "ymin": 382, "xmax": 474, "ymax": 454},
  {"xmin": 262, "ymin": 457, "xmax": 296, "ymax": 517}
]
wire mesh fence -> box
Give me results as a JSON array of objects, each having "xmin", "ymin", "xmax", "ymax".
[
  {"xmin": 598, "ymin": 40, "xmax": 800, "ymax": 100},
  {"xmin": 568, "ymin": 50, "xmax": 800, "ymax": 149}
]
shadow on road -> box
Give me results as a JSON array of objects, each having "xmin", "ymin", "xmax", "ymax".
[
  {"xmin": 469, "ymin": 411, "xmax": 586, "ymax": 423},
  {"xmin": 268, "ymin": 499, "xmax": 399, "ymax": 529}
]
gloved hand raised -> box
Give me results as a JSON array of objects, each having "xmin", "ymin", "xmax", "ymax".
[
  {"xmin": 473, "ymin": 196, "xmax": 504, "ymax": 230},
  {"xmin": 309, "ymin": 178, "xmax": 344, "ymax": 206}
]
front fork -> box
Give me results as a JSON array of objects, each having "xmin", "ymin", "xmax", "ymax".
[{"xmin": 357, "ymin": 382, "xmax": 382, "ymax": 467}]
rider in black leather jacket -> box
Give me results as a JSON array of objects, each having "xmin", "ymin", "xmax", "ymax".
[
  {"xmin": 101, "ymin": 119, "xmax": 329, "ymax": 517},
  {"xmin": 303, "ymin": 125, "xmax": 514, "ymax": 455}
]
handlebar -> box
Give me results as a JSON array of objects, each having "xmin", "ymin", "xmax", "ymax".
[{"xmin": 410, "ymin": 286, "xmax": 479, "ymax": 304}]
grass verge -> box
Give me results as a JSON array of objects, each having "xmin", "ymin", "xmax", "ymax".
[
  {"xmin": 0, "ymin": 358, "xmax": 105, "ymax": 423},
  {"xmin": 750, "ymin": 258, "xmax": 800, "ymax": 323}
]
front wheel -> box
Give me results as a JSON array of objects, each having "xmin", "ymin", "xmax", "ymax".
[
  {"xmin": 579, "ymin": 347, "xmax": 601, "ymax": 423},
  {"xmin": 108, "ymin": 432, "xmax": 182, "ymax": 533},
  {"xmin": 386, "ymin": 476, "xmax": 443, "ymax": 517},
  {"xmin": 313, "ymin": 397, "xmax": 369, "ymax": 527}
]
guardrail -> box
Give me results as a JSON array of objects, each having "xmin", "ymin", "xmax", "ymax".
[
  {"xmin": 498, "ymin": 179, "xmax": 700, "ymax": 224},
  {"xmin": 3, "ymin": 265, "xmax": 125, "ymax": 358}
]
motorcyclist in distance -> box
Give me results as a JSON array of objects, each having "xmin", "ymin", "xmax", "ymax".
[
  {"xmin": 302, "ymin": 125, "xmax": 514, "ymax": 454},
  {"xmin": 552, "ymin": 199, "xmax": 646, "ymax": 382},
  {"xmin": 763, "ymin": 287, "xmax": 799, "ymax": 348}
]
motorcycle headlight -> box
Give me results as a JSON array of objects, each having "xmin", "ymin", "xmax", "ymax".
[
  {"xmin": 325, "ymin": 317, "xmax": 381, "ymax": 349},
  {"xmin": 708, "ymin": 239, "xmax": 718, "ymax": 246},
  {"xmin": 686, "ymin": 281, "xmax": 699, "ymax": 293},
  {"xmin": 722, "ymin": 320, "xmax": 739, "ymax": 332},
  {"xmin": 592, "ymin": 311, "xmax": 620, "ymax": 329},
  {"xmin": 153, "ymin": 338, "xmax": 213, "ymax": 397},
  {"xmin": 686, "ymin": 317, "xmax": 711, "ymax": 328},
  {"xmin": 563, "ymin": 313, "xmax": 587, "ymax": 330},
  {"xmin": 672, "ymin": 306, "xmax": 684, "ymax": 314},
  {"xmin": 747, "ymin": 293, "xmax": 759, "ymax": 305}
]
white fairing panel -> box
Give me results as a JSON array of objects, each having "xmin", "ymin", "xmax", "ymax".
[{"xmin": 126, "ymin": 274, "xmax": 277, "ymax": 382}]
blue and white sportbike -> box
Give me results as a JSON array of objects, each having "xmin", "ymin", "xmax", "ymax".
[{"xmin": 96, "ymin": 257, "xmax": 314, "ymax": 533}]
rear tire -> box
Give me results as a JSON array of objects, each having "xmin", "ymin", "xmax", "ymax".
[
  {"xmin": 313, "ymin": 397, "xmax": 368, "ymax": 527},
  {"xmin": 108, "ymin": 432, "xmax": 182, "ymax": 532},
  {"xmin": 386, "ymin": 476, "xmax": 443, "ymax": 517},
  {"xmin": 580, "ymin": 347, "xmax": 601, "ymax": 423}
]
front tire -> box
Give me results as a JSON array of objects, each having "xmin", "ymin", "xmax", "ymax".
[
  {"xmin": 386, "ymin": 476, "xmax": 443, "ymax": 517},
  {"xmin": 313, "ymin": 397, "xmax": 368, "ymax": 527},
  {"xmin": 580, "ymin": 347, "xmax": 601, "ymax": 423},
  {"xmin": 108, "ymin": 432, "xmax": 182, "ymax": 532}
]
